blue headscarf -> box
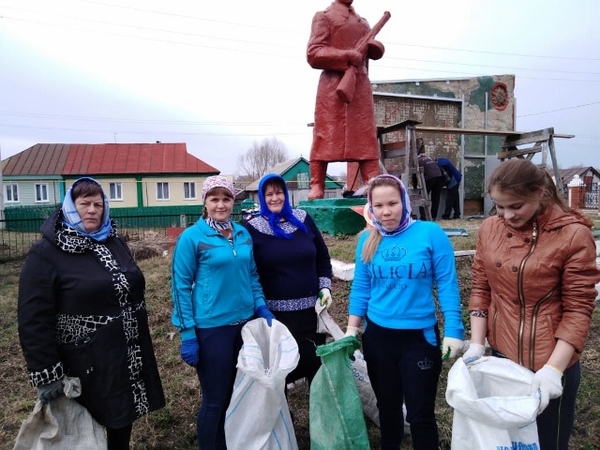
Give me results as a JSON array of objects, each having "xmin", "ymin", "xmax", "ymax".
[
  {"xmin": 258, "ymin": 173, "xmax": 308, "ymax": 239},
  {"xmin": 367, "ymin": 174, "xmax": 415, "ymax": 236},
  {"xmin": 61, "ymin": 177, "xmax": 112, "ymax": 242}
]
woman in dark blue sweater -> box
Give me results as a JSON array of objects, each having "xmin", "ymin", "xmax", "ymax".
[{"xmin": 244, "ymin": 173, "xmax": 333, "ymax": 385}]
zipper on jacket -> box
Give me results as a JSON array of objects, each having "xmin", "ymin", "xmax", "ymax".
[
  {"xmin": 227, "ymin": 233, "xmax": 236, "ymax": 257},
  {"xmin": 492, "ymin": 308, "xmax": 498, "ymax": 347},
  {"xmin": 516, "ymin": 220, "xmax": 538, "ymax": 367},
  {"xmin": 529, "ymin": 284, "xmax": 558, "ymax": 368}
]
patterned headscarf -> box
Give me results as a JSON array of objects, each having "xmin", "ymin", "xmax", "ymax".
[
  {"xmin": 258, "ymin": 173, "xmax": 307, "ymax": 239},
  {"xmin": 201, "ymin": 175, "xmax": 235, "ymax": 202},
  {"xmin": 367, "ymin": 174, "xmax": 415, "ymax": 236},
  {"xmin": 201, "ymin": 175, "xmax": 235, "ymax": 231},
  {"xmin": 61, "ymin": 177, "xmax": 112, "ymax": 242}
]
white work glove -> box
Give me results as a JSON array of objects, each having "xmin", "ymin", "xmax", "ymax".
[
  {"xmin": 531, "ymin": 364, "xmax": 563, "ymax": 414},
  {"xmin": 462, "ymin": 343, "xmax": 486, "ymax": 365},
  {"xmin": 344, "ymin": 325, "xmax": 360, "ymax": 337},
  {"xmin": 318, "ymin": 288, "xmax": 332, "ymax": 309},
  {"xmin": 442, "ymin": 337, "xmax": 464, "ymax": 359}
]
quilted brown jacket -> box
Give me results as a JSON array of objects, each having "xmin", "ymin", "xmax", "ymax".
[{"xmin": 469, "ymin": 203, "xmax": 600, "ymax": 372}]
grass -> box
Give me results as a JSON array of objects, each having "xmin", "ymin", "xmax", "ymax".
[
  {"xmin": 1, "ymin": 222, "xmax": 600, "ymax": 449},
  {"xmin": 324, "ymin": 217, "xmax": 480, "ymax": 263}
]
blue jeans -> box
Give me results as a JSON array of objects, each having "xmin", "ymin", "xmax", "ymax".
[
  {"xmin": 491, "ymin": 349, "xmax": 580, "ymax": 450},
  {"xmin": 362, "ymin": 320, "xmax": 442, "ymax": 450},
  {"xmin": 194, "ymin": 323, "xmax": 245, "ymax": 450}
]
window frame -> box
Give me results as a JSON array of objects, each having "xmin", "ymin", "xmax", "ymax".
[
  {"xmin": 109, "ymin": 182, "xmax": 123, "ymax": 201},
  {"xmin": 183, "ymin": 182, "xmax": 197, "ymax": 200},
  {"xmin": 5, "ymin": 183, "xmax": 19, "ymax": 203},
  {"xmin": 156, "ymin": 182, "xmax": 170, "ymax": 201},
  {"xmin": 34, "ymin": 183, "xmax": 49, "ymax": 203}
]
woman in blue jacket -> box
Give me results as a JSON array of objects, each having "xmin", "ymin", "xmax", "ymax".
[{"xmin": 171, "ymin": 175, "xmax": 274, "ymax": 450}]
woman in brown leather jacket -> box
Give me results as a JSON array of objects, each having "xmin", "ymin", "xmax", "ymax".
[{"xmin": 462, "ymin": 159, "xmax": 600, "ymax": 450}]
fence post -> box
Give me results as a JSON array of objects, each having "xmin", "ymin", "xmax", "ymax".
[{"xmin": 568, "ymin": 175, "xmax": 585, "ymax": 209}]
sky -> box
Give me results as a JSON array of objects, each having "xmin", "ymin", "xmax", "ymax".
[{"xmin": 0, "ymin": 0, "xmax": 599, "ymax": 176}]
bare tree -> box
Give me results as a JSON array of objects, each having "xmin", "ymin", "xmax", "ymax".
[{"xmin": 236, "ymin": 137, "xmax": 289, "ymax": 181}]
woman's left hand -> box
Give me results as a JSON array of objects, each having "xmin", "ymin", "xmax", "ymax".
[
  {"xmin": 255, "ymin": 305, "xmax": 275, "ymax": 327},
  {"xmin": 318, "ymin": 288, "xmax": 332, "ymax": 309}
]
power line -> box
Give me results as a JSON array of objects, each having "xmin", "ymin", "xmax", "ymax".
[
  {"xmin": 3, "ymin": 13, "xmax": 599, "ymax": 85},
  {"xmin": 384, "ymin": 56, "xmax": 600, "ymax": 76},
  {"xmin": 0, "ymin": 111, "xmax": 298, "ymax": 127},
  {"xmin": 0, "ymin": 122, "xmax": 311, "ymax": 137},
  {"xmin": 517, "ymin": 101, "xmax": 600, "ymax": 117},
  {"xmin": 3, "ymin": 5, "xmax": 600, "ymax": 70},
  {"xmin": 76, "ymin": 0, "xmax": 600, "ymax": 62},
  {"xmin": 2, "ymin": 121, "xmax": 599, "ymax": 144}
]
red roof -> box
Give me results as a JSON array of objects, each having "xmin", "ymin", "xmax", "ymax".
[
  {"xmin": 3, "ymin": 143, "xmax": 70, "ymax": 176},
  {"xmin": 3, "ymin": 143, "xmax": 219, "ymax": 176}
]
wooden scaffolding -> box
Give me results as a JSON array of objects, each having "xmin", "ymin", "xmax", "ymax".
[{"xmin": 376, "ymin": 121, "xmax": 573, "ymax": 218}]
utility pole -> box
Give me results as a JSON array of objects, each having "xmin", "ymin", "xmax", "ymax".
[{"xmin": 0, "ymin": 144, "xmax": 5, "ymax": 229}]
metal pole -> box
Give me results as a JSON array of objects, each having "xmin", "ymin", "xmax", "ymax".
[
  {"xmin": 0, "ymin": 144, "xmax": 5, "ymax": 229},
  {"xmin": 460, "ymin": 95, "xmax": 465, "ymax": 219}
]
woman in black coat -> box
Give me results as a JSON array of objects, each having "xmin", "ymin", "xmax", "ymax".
[{"xmin": 18, "ymin": 177, "xmax": 165, "ymax": 450}]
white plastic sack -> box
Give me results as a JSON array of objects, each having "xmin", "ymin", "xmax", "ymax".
[
  {"xmin": 445, "ymin": 356, "xmax": 540, "ymax": 450},
  {"xmin": 315, "ymin": 304, "xmax": 384, "ymax": 428},
  {"xmin": 13, "ymin": 377, "xmax": 107, "ymax": 450},
  {"xmin": 225, "ymin": 319, "xmax": 300, "ymax": 450}
]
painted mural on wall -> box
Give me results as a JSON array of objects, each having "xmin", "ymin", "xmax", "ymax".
[{"xmin": 372, "ymin": 74, "xmax": 516, "ymax": 211}]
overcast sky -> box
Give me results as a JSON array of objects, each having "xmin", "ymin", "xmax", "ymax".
[{"xmin": 0, "ymin": 0, "xmax": 598, "ymax": 176}]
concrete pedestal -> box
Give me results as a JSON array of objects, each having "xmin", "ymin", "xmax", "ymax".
[{"xmin": 298, "ymin": 198, "xmax": 367, "ymax": 236}]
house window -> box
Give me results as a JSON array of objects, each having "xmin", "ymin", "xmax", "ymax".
[
  {"xmin": 183, "ymin": 182, "xmax": 196, "ymax": 200},
  {"xmin": 35, "ymin": 184, "xmax": 49, "ymax": 203},
  {"xmin": 297, "ymin": 172, "xmax": 309, "ymax": 189},
  {"xmin": 156, "ymin": 182, "xmax": 170, "ymax": 200},
  {"xmin": 5, "ymin": 184, "xmax": 19, "ymax": 203},
  {"xmin": 109, "ymin": 182, "xmax": 123, "ymax": 201}
]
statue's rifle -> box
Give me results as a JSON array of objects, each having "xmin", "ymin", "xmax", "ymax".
[{"xmin": 336, "ymin": 11, "xmax": 391, "ymax": 103}]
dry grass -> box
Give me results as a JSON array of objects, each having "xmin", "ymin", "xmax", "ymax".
[
  {"xmin": 323, "ymin": 218, "xmax": 481, "ymax": 263},
  {"xmin": 2, "ymin": 228, "xmax": 600, "ymax": 449}
]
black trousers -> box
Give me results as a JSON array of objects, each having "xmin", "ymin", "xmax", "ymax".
[
  {"xmin": 420, "ymin": 176, "xmax": 443, "ymax": 221},
  {"xmin": 362, "ymin": 320, "xmax": 442, "ymax": 450},
  {"xmin": 106, "ymin": 423, "xmax": 133, "ymax": 450},
  {"xmin": 443, "ymin": 185, "xmax": 460, "ymax": 219}
]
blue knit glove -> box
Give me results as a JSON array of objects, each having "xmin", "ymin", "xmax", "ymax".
[
  {"xmin": 180, "ymin": 338, "xmax": 200, "ymax": 367},
  {"xmin": 37, "ymin": 379, "xmax": 64, "ymax": 404},
  {"xmin": 255, "ymin": 305, "xmax": 275, "ymax": 327}
]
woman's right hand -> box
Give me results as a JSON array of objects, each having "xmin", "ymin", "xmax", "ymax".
[
  {"xmin": 180, "ymin": 338, "xmax": 200, "ymax": 367},
  {"xmin": 462, "ymin": 343, "xmax": 486, "ymax": 365},
  {"xmin": 37, "ymin": 378, "xmax": 64, "ymax": 404}
]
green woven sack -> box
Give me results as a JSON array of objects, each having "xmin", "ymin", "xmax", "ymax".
[{"xmin": 309, "ymin": 336, "xmax": 370, "ymax": 450}]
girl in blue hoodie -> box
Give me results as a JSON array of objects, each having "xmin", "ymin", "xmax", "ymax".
[{"xmin": 345, "ymin": 174, "xmax": 464, "ymax": 450}]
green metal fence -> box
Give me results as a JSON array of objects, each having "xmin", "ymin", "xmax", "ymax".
[{"xmin": 0, "ymin": 204, "xmax": 245, "ymax": 263}]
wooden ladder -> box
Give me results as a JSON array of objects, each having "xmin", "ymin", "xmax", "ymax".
[
  {"xmin": 377, "ymin": 119, "xmax": 432, "ymax": 220},
  {"xmin": 499, "ymin": 127, "xmax": 564, "ymax": 194}
]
